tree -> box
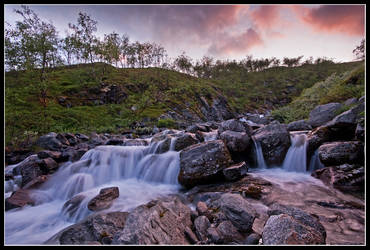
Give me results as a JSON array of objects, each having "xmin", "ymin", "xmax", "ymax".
[
  {"xmin": 353, "ymin": 39, "xmax": 365, "ymax": 60},
  {"xmin": 174, "ymin": 51, "xmax": 193, "ymax": 74}
]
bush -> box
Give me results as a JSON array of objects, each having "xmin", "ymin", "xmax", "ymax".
[{"xmin": 157, "ymin": 118, "xmax": 176, "ymax": 128}]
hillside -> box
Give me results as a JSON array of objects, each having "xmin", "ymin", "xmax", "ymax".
[{"xmin": 5, "ymin": 60, "xmax": 364, "ymax": 146}]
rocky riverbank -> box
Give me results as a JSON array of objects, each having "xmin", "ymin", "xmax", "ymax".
[{"xmin": 4, "ymin": 97, "xmax": 365, "ymax": 245}]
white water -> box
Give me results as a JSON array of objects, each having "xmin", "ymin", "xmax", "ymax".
[
  {"xmin": 282, "ymin": 131, "xmax": 308, "ymax": 172},
  {"xmin": 308, "ymin": 149, "xmax": 325, "ymax": 172},
  {"xmin": 5, "ymin": 138, "xmax": 181, "ymax": 245},
  {"xmin": 252, "ymin": 137, "xmax": 267, "ymax": 169}
]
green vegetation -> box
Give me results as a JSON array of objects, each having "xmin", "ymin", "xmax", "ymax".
[{"xmin": 271, "ymin": 63, "xmax": 365, "ymax": 123}]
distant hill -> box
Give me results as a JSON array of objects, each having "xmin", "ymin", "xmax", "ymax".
[{"xmin": 5, "ymin": 60, "xmax": 364, "ymax": 146}]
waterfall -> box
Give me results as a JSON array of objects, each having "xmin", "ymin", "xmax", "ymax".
[
  {"xmin": 252, "ymin": 137, "xmax": 267, "ymax": 169},
  {"xmin": 5, "ymin": 139, "xmax": 181, "ymax": 244},
  {"xmin": 308, "ymin": 149, "xmax": 325, "ymax": 172},
  {"xmin": 282, "ymin": 131, "xmax": 308, "ymax": 172}
]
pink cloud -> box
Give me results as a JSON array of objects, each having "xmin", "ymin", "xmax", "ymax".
[
  {"xmin": 207, "ymin": 28, "xmax": 263, "ymax": 56},
  {"xmin": 250, "ymin": 5, "xmax": 281, "ymax": 29},
  {"xmin": 292, "ymin": 5, "xmax": 364, "ymax": 36}
]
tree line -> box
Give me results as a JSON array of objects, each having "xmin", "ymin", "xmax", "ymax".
[{"xmin": 5, "ymin": 5, "xmax": 364, "ymax": 80}]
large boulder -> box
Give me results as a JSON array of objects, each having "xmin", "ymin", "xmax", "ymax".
[
  {"xmin": 262, "ymin": 214, "xmax": 325, "ymax": 245},
  {"xmin": 308, "ymin": 102, "xmax": 343, "ymax": 128},
  {"xmin": 112, "ymin": 196, "xmax": 193, "ymax": 245},
  {"xmin": 222, "ymin": 162, "xmax": 249, "ymax": 181},
  {"xmin": 87, "ymin": 187, "xmax": 120, "ymax": 212},
  {"xmin": 46, "ymin": 211, "xmax": 129, "ymax": 244},
  {"xmin": 216, "ymin": 220, "xmax": 244, "ymax": 244},
  {"xmin": 209, "ymin": 193, "xmax": 257, "ymax": 233},
  {"xmin": 218, "ymin": 119, "xmax": 252, "ymax": 135},
  {"xmin": 311, "ymin": 164, "xmax": 364, "ymax": 197},
  {"xmin": 262, "ymin": 203, "xmax": 326, "ymax": 245},
  {"xmin": 318, "ymin": 141, "xmax": 364, "ymax": 166},
  {"xmin": 219, "ymin": 130, "xmax": 251, "ymax": 153},
  {"xmin": 178, "ymin": 140, "xmax": 232, "ymax": 188},
  {"xmin": 324, "ymin": 102, "xmax": 364, "ymax": 129},
  {"xmin": 253, "ymin": 122, "xmax": 291, "ymax": 166},
  {"xmin": 287, "ymin": 119, "xmax": 312, "ymax": 131},
  {"xmin": 13, "ymin": 155, "xmax": 43, "ymax": 188},
  {"xmin": 173, "ymin": 133, "xmax": 199, "ymax": 151},
  {"xmin": 36, "ymin": 132, "xmax": 63, "ymax": 151}
]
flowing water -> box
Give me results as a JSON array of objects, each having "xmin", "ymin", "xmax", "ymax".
[{"xmin": 5, "ymin": 137, "xmax": 182, "ymax": 244}]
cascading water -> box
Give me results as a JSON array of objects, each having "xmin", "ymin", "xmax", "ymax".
[
  {"xmin": 282, "ymin": 131, "xmax": 308, "ymax": 172},
  {"xmin": 308, "ymin": 148, "xmax": 325, "ymax": 172},
  {"xmin": 5, "ymin": 135, "xmax": 181, "ymax": 244},
  {"xmin": 252, "ymin": 137, "xmax": 267, "ymax": 169}
]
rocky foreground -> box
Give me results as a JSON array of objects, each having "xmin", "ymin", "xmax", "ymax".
[{"xmin": 5, "ymin": 97, "xmax": 365, "ymax": 245}]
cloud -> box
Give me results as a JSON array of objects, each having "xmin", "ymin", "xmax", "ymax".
[
  {"xmin": 292, "ymin": 5, "xmax": 364, "ymax": 36},
  {"xmin": 250, "ymin": 5, "xmax": 281, "ymax": 29},
  {"xmin": 207, "ymin": 28, "xmax": 263, "ymax": 56}
]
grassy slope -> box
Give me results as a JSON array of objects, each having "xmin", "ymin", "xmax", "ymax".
[
  {"xmin": 5, "ymin": 61, "xmax": 363, "ymax": 146},
  {"xmin": 270, "ymin": 62, "xmax": 365, "ymax": 123}
]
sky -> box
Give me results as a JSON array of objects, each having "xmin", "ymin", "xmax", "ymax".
[{"xmin": 4, "ymin": 4, "xmax": 365, "ymax": 63}]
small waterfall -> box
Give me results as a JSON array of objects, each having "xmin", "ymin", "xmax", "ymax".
[
  {"xmin": 5, "ymin": 140, "xmax": 181, "ymax": 244},
  {"xmin": 252, "ymin": 137, "xmax": 267, "ymax": 169},
  {"xmin": 282, "ymin": 131, "xmax": 308, "ymax": 172},
  {"xmin": 203, "ymin": 129, "xmax": 218, "ymax": 142},
  {"xmin": 308, "ymin": 149, "xmax": 325, "ymax": 172}
]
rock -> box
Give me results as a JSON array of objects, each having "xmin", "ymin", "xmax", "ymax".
[
  {"xmin": 308, "ymin": 102, "xmax": 343, "ymax": 128},
  {"xmin": 267, "ymin": 203, "xmax": 326, "ymax": 239},
  {"xmin": 253, "ymin": 122, "xmax": 291, "ymax": 166},
  {"xmin": 355, "ymin": 119, "xmax": 364, "ymax": 141},
  {"xmin": 324, "ymin": 102, "xmax": 364, "ymax": 130},
  {"xmin": 311, "ymin": 164, "xmax": 364, "ymax": 196},
  {"xmin": 306, "ymin": 126, "xmax": 332, "ymax": 157},
  {"xmin": 218, "ymin": 119, "xmax": 252, "ymax": 135},
  {"xmin": 184, "ymin": 226, "xmax": 199, "ymax": 244},
  {"xmin": 318, "ymin": 141, "xmax": 364, "ymax": 166},
  {"xmin": 186, "ymin": 124, "xmax": 208, "ymax": 133},
  {"xmin": 76, "ymin": 133, "xmax": 89, "ymax": 141},
  {"xmin": 243, "ymin": 113, "xmax": 271, "ymax": 125},
  {"xmin": 48, "ymin": 211, "xmax": 129, "ymax": 244},
  {"xmin": 173, "ymin": 133, "xmax": 199, "ymax": 151},
  {"xmin": 262, "ymin": 214, "xmax": 325, "ymax": 245},
  {"xmin": 62, "ymin": 194, "xmax": 87, "ymax": 219},
  {"xmin": 178, "ymin": 140, "xmax": 232, "ymax": 188},
  {"xmin": 194, "ymin": 216, "xmax": 211, "ymax": 241},
  {"xmin": 36, "ymin": 132, "xmax": 63, "ymax": 151},
  {"xmin": 123, "ymin": 139, "xmax": 148, "ymax": 146},
  {"xmin": 18, "ymin": 156, "xmax": 43, "ymax": 188},
  {"xmin": 5, "ymin": 189, "xmax": 35, "ymax": 211},
  {"xmin": 196, "ymin": 201, "xmax": 211, "ymax": 220},
  {"xmin": 56, "ymin": 133, "xmax": 70, "ymax": 146},
  {"xmin": 220, "ymin": 130, "xmax": 251, "ymax": 153},
  {"xmin": 216, "ymin": 220, "xmax": 244, "ymax": 244},
  {"xmin": 87, "ymin": 187, "xmax": 120, "ymax": 212},
  {"xmin": 112, "ymin": 196, "xmax": 193, "ymax": 245},
  {"xmin": 61, "ymin": 148, "xmax": 84, "ymax": 162},
  {"xmin": 343, "ymin": 97, "xmax": 358, "ymax": 106},
  {"xmin": 88, "ymin": 133, "xmax": 107, "ymax": 146},
  {"xmin": 155, "ymin": 137, "xmax": 172, "ymax": 153},
  {"xmin": 63, "ymin": 133, "xmax": 78, "ymax": 146},
  {"xmin": 206, "ymin": 227, "xmax": 222, "ymax": 244},
  {"xmin": 287, "ymin": 119, "xmax": 312, "ymax": 131},
  {"xmin": 38, "ymin": 157, "xmax": 58, "ymax": 174},
  {"xmin": 105, "ymin": 138, "xmax": 124, "ymax": 145},
  {"xmin": 37, "ymin": 150, "xmax": 63, "ymax": 162},
  {"xmin": 244, "ymin": 233, "xmax": 261, "ymax": 245},
  {"xmin": 222, "ymin": 162, "xmax": 248, "ymax": 181},
  {"xmin": 22, "ymin": 175, "xmax": 49, "ymax": 190},
  {"xmin": 210, "ymin": 193, "xmax": 257, "ymax": 232}
]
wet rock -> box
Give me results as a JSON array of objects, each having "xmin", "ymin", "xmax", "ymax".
[
  {"xmin": 218, "ymin": 119, "xmax": 252, "ymax": 135},
  {"xmin": 87, "ymin": 187, "xmax": 120, "ymax": 212},
  {"xmin": 36, "ymin": 132, "xmax": 63, "ymax": 151},
  {"xmin": 76, "ymin": 133, "xmax": 89, "ymax": 142},
  {"xmin": 5, "ymin": 189, "xmax": 35, "ymax": 211},
  {"xmin": 308, "ymin": 102, "xmax": 343, "ymax": 128},
  {"xmin": 48, "ymin": 211, "xmax": 128, "ymax": 245},
  {"xmin": 243, "ymin": 113, "xmax": 272, "ymax": 125},
  {"xmin": 56, "ymin": 133, "xmax": 70, "ymax": 146},
  {"xmin": 196, "ymin": 201, "xmax": 211, "ymax": 220},
  {"xmin": 178, "ymin": 140, "xmax": 232, "ymax": 188},
  {"xmin": 194, "ymin": 216, "xmax": 211, "ymax": 241},
  {"xmin": 220, "ymin": 130, "xmax": 251, "ymax": 153},
  {"xmin": 253, "ymin": 122, "xmax": 291, "ymax": 166},
  {"xmin": 17, "ymin": 156, "xmax": 43, "ymax": 188},
  {"xmin": 210, "ymin": 193, "xmax": 257, "ymax": 232},
  {"xmin": 112, "ymin": 196, "xmax": 193, "ymax": 245},
  {"xmin": 174, "ymin": 133, "xmax": 199, "ymax": 151},
  {"xmin": 311, "ymin": 164, "xmax": 364, "ymax": 196},
  {"xmin": 186, "ymin": 124, "xmax": 208, "ymax": 133},
  {"xmin": 62, "ymin": 194, "xmax": 87, "ymax": 219},
  {"xmin": 105, "ymin": 138, "xmax": 124, "ymax": 145},
  {"xmin": 222, "ymin": 162, "xmax": 248, "ymax": 181},
  {"xmin": 63, "ymin": 133, "xmax": 78, "ymax": 146},
  {"xmin": 38, "ymin": 157, "xmax": 58, "ymax": 174},
  {"xmin": 22, "ymin": 175, "xmax": 49, "ymax": 190},
  {"xmin": 262, "ymin": 214, "xmax": 325, "ymax": 245},
  {"xmin": 318, "ymin": 141, "xmax": 364, "ymax": 166},
  {"xmin": 287, "ymin": 119, "xmax": 312, "ymax": 131},
  {"xmin": 123, "ymin": 139, "xmax": 148, "ymax": 146}
]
